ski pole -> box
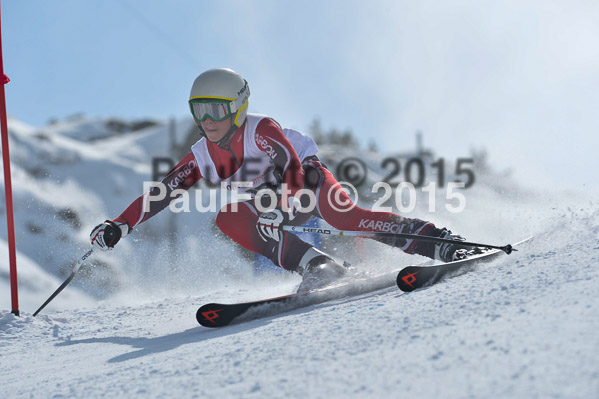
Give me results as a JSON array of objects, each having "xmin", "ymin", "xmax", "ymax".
[
  {"xmin": 282, "ymin": 226, "xmax": 515, "ymax": 254},
  {"xmin": 33, "ymin": 248, "xmax": 95, "ymax": 317}
]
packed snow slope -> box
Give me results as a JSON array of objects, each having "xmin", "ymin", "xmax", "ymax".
[{"xmin": 1, "ymin": 115, "xmax": 598, "ymax": 398}]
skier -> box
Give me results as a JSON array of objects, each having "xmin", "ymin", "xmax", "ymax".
[{"xmin": 90, "ymin": 68, "xmax": 466, "ymax": 290}]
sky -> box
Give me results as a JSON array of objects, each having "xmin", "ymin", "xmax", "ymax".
[{"xmin": 3, "ymin": 0, "xmax": 599, "ymax": 192}]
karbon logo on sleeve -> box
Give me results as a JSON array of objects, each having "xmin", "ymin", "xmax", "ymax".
[
  {"xmin": 255, "ymin": 134, "xmax": 277, "ymax": 160},
  {"xmin": 167, "ymin": 160, "xmax": 198, "ymax": 190}
]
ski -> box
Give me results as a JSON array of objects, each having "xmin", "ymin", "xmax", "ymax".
[
  {"xmin": 197, "ymin": 237, "xmax": 533, "ymax": 327},
  {"xmin": 196, "ymin": 270, "xmax": 399, "ymax": 328},
  {"xmin": 397, "ymin": 236, "xmax": 534, "ymax": 292}
]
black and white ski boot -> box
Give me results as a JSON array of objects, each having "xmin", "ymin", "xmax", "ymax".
[
  {"xmin": 297, "ymin": 255, "xmax": 347, "ymax": 292},
  {"xmin": 434, "ymin": 230, "xmax": 470, "ymax": 262}
]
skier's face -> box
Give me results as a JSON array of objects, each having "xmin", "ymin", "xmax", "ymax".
[{"xmin": 200, "ymin": 116, "xmax": 232, "ymax": 142}]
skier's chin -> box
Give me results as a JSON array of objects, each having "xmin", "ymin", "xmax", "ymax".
[{"xmin": 205, "ymin": 131, "xmax": 224, "ymax": 142}]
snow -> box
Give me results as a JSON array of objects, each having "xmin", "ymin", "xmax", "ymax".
[
  {"xmin": 1, "ymin": 115, "xmax": 599, "ymax": 398},
  {"xmin": 0, "ymin": 239, "xmax": 94, "ymax": 312}
]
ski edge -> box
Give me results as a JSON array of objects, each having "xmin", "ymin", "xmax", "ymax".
[{"xmin": 196, "ymin": 270, "xmax": 399, "ymax": 328}]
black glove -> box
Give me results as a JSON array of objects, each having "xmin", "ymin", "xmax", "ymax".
[{"xmin": 90, "ymin": 220, "xmax": 127, "ymax": 251}]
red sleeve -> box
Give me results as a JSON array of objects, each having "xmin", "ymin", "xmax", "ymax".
[
  {"xmin": 254, "ymin": 118, "xmax": 305, "ymax": 201},
  {"xmin": 113, "ymin": 152, "xmax": 202, "ymax": 231}
]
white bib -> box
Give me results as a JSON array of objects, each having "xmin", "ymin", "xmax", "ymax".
[{"xmin": 191, "ymin": 114, "xmax": 318, "ymax": 195}]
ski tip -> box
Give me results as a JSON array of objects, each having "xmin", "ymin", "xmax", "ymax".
[
  {"xmin": 196, "ymin": 304, "xmax": 226, "ymax": 327},
  {"xmin": 396, "ymin": 267, "xmax": 420, "ymax": 292}
]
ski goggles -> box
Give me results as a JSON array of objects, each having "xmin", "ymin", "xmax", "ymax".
[{"xmin": 189, "ymin": 99, "xmax": 233, "ymax": 122}]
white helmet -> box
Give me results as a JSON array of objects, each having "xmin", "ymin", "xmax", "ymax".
[{"xmin": 188, "ymin": 68, "xmax": 250, "ymax": 128}]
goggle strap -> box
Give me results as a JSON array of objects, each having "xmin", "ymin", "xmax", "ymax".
[{"xmin": 230, "ymin": 79, "xmax": 249, "ymax": 114}]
